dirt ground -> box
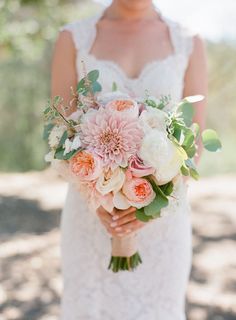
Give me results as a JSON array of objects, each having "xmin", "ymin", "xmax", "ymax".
[{"xmin": 0, "ymin": 169, "xmax": 235, "ymax": 320}]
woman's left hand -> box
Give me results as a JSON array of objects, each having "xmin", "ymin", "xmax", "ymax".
[{"xmin": 110, "ymin": 207, "xmax": 149, "ymax": 236}]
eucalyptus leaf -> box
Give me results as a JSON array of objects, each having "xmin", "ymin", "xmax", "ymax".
[
  {"xmin": 54, "ymin": 146, "xmax": 65, "ymax": 160},
  {"xmin": 189, "ymin": 167, "xmax": 199, "ymax": 180},
  {"xmin": 184, "ymin": 143, "xmax": 197, "ymax": 158},
  {"xmin": 144, "ymin": 195, "xmax": 168, "ymax": 217},
  {"xmin": 191, "ymin": 122, "xmax": 200, "ymax": 138},
  {"xmin": 136, "ymin": 208, "xmax": 153, "ymax": 222},
  {"xmin": 178, "ymin": 101, "xmax": 194, "ymax": 126},
  {"xmin": 88, "ymin": 69, "xmax": 99, "ymax": 82},
  {"xmin": 182, "ymin": 129, "xmax": 195, "ymax": 148},
  {"xmin": 92, "ymin": 81, "xmax": 102, "ymax": 93},
  {"xmin": 160, "ymin": 181, "xmax": 174, "ymax": 196},
  {"xmin": 58, "ymin": 130, "xmax": 68, "ymax": 147},
  {"xmin": 202, "ymin": 129, "xmax": 222, "ymax": 152},
  {"xmin": 181, "ymin": 165, "xmax": 190, "ymax": 176}
]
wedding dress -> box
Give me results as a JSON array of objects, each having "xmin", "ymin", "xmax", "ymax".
[{"xmin": 59, "ymin": 8, "xmax": 195, "ymax": 320}]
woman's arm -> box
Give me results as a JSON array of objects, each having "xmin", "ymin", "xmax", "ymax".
[
  {"xmin": 183, "ymin": 35, "xmax": 208, "ymax": 163},
  {"xmin": 51, "ymin": 30, "xmax": 78, "ymax": 116}
]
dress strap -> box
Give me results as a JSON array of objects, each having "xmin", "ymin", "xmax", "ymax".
[
  {"xmin": 59, "ymin": 9, "xmax": 105, "ymax": 53},
  {"xmin": 166, "ymin": 17, "xmax": 196, "ymax": 59}
]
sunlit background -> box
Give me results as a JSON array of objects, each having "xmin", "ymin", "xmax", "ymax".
[{"xmin": 0, "ymin": 1, "xmax": 235, "ymax": 319}]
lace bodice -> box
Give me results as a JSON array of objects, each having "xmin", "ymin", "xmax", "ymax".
[
  {"xmin": 59, "ymin": 9, "xmax": 195, "ymax": 103},
  {"xmin": 59, "ymin": 9, "xmax": 194, "ymax": 320}
]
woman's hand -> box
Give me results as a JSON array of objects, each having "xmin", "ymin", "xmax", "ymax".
[{"xmin": 96, "ymin": 206, "xmax": 148, "ymax": 237}]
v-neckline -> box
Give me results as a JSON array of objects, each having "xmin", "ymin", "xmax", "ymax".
[{"xmin": 85, "ymin": 7, "xmax": 177, "ymax": 83}]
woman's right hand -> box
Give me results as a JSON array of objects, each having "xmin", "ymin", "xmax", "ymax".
[{"xmin": 96, "ymin": 206, "xmax": 137, "ymax": 238}]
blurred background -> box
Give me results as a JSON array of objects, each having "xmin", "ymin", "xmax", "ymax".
[{"xmin": 0, "ymin": 0, "xmax": 235, "ymax": 319}]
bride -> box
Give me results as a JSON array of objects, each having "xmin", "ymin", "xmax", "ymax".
[{"xmin": 51, "ymin": 0, "xmax": 207, "ymax": 319}]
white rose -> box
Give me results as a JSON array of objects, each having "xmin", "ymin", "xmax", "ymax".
[
  {"xmin": 96, "ymin": 167, "xmax": 125, "ymax": 195},
  {"xmin": 138, "ymin": 130, "xmax": 184, "ymax": 185},
  {"xmin": 139, "ymin": 106, "xmax": 167, "ymax": 133},
  {"xmin": 48, "ymin": 125, "xmax": 66, "ymax": 148}
]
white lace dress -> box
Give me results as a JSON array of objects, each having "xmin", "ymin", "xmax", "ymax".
[{"xmin": 59, "ymin": 9, "xmax": 194, "ymax": 320}]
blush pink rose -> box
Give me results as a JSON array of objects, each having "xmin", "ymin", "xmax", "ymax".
[
  {"xmin": 128, "ymin": 155, "xmax": 155, "ymax": 178},
  {"xmin": 113, "ymin": 176, "xmax": 155, "ymax": 209},
  {"xmin": 69, "ymin": 150, "xmax": 102, "ymax": 181}
]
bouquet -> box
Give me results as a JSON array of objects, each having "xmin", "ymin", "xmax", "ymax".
[{"xmin": 43, "ymin": 68, "xmax": 221, "ymax": 273}]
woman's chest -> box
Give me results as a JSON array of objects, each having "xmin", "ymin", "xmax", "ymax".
[{"xmin": 89, "ymin": 21, "xmax": 174, "ymax": 79}]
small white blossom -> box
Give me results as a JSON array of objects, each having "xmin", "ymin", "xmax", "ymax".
[
  {"xmin": 71, "ymin": 135, "xmax": 81, "ymax": 150},
  {"xmin": 63, "ymin": 138, "xmax": 73, "ymax": 155},
  {"xmin": 44, "ymin": 150, "xmax": 55, "ymax": 162},
  {"xmin": 48, "ymin": 125, "xmax": 66, "ymax": 148}
]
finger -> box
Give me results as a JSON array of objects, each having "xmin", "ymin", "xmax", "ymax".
[
  {"xmin": 104, "ymin": 224, "xmax": 130, "ymax": 237},
  {"xmin": 111, "ymin": 207, "xmax": 136, "ymax": 219},
  {"xmin": 96, "ymin": 209, "xmax": 113, "ymax": 224},
  {"xmin": 116, "ymin": 220, "xmax": 145, "ymax": 233},
  {"xmin": 110, "ymin": 212, "xmax": 137, "ymax": 228}
]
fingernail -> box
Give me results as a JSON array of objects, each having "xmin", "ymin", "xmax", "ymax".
[
  {"xmin": 112, "ymin": 215, "xmax": 119, "ymax": 221},
  {"xmin": 110, "ymin": 222, "xmax": 117, "ymax": 227},
  {"xmin": 115, "ymin": 227, "xmax": 122, "ymax": 231},
  {"xmin": 126, "ymin": 229, "xmax": 132, "ymax": 233},
  {"xmin": 117, "ymin": 233, "xmax": 124, "ymax": 237}
]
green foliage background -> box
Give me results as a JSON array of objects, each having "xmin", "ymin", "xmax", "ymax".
[{"xmin": 0, "ymin": 0, "xmax": 235, "ymax": 175}]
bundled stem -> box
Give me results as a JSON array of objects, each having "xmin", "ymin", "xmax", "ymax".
[{"xmin": 108, "ymin": 252, "xmax": 142, "ymax": 273}]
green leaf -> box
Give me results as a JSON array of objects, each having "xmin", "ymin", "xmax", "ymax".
[
  {"xmin": 54, "ymin": 146, "xmax": 79, "ymax": 160},
  {"xmin": 144, "ymin": 195, "xmax": 168, "ymax": 217},
  {"xmin": 54, "ymin": 146, "xmax": 65, "ymax": 160},
  {"xmin": 182, "ymin": 129, "xmax": 195, "ymax": 148},
  {"xmin": 184, "ymin": 159, "xmax": 199, "ymax": 179},
  {"xmin": 181, "ymin": 165, "xmax": 190, "ymax": 176},
  {"xmin": 202, "ymin": 129, "xmax": 222, "ymax": 152},
  {"xmin": 160, "ymin": 181, "xmax": 174, "ymax": 196},
  {"xmin": 135, "ymin": 208, "xmax": 153, "ymax": 222},
  {"xmin": 88, "ymin": 69, "xmax": 99, "ymax": 82},
  {"xmin": 183, "ymin": 143, "xmax": 197, "ymax": 158},
  {"xmin": 58, "ymin": 130, "xmax": 68, "ymax": 147},
  {"xmin": 43, "ymin": 123, "xmax": 54, "ymax": 140},
  {"xmin": 64, "ymin": 148, "xmax": 82, "ymax": 160},
  {"xmin": 191, "ymin": 122, "xmax": 200, "ymax": 138},
  {"xmin": 92, "ymin": 81, "xmax": 102, "ymax": 93},
  {"xmin": 112, "ymin": 81, "xmax": 118, "ymax": 92},
  {"xmin": 178, "ymin": 101, "xmax": 194, "ymax": 126},
  {"xmin": 189, "ymin": 167, "xmax": 199, "ymax": 180},
  {"xmin": 146, "ymin": 99, "xmax": 158, "ymax": 108}
]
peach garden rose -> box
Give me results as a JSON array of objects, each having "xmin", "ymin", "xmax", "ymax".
[
  {"xmin": 113, "ymin": 174, "xmax": 156, "ymax": 210},
  {"xmin": 69, "ymin": 150, "xmax": 102, "ymax": 181}
]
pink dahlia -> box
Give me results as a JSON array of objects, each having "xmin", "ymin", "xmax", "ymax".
[{"xmin": 80, "ymin": 108, "xmax": 143, "ymax": 170}]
